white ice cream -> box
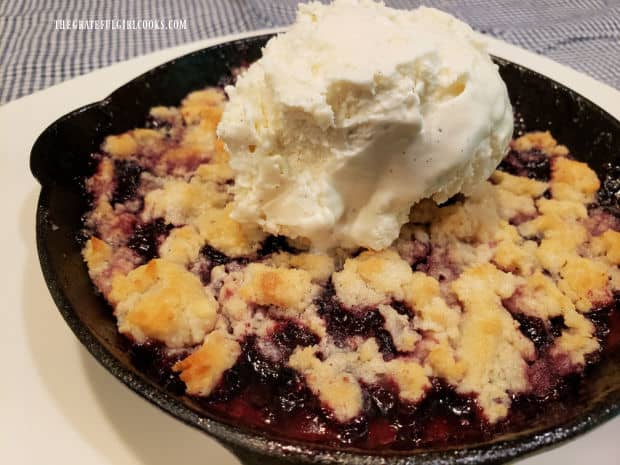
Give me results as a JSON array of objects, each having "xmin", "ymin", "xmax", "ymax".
[{"xmin": 217, "ymin": 0, "xmax": 513, "ymax": 251}]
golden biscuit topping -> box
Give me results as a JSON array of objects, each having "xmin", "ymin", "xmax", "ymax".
[
  {"xmin": 333, "ymin": 249, "xmax": 413, "ymax": 308},
  {"xmin": 173, "ymin": 330, "xmax": 241, "ymax": 396},
  {"xmin": 110, "ymin": 259, "xmax": 218, "ymax": 348}
]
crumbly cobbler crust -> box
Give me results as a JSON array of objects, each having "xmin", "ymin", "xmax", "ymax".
[{"xmin": 82, "ymin": 87, "xmax": 619, "ymax": 432}]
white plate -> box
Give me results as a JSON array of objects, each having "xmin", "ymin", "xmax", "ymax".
[{"xmin": 1, "ymin": 29, "xmax": 618, "ymax": 465}]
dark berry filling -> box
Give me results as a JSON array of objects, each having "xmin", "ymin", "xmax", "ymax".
[
  {"xmin": 201, "ymin": 348, "xmax": 488, "ymax": 449},
  {"xmin": 497, "ymin": 148, "xmax": 550, "ymax": 181},
  {"xmin": 129, "ymin": 342, "xmax": 186, "ymax": 395},
  {"xmin": 207, "ymin": 337, "xmax": 320, "ymax": 421},
  {"xmin": 393, "ymin": 380, "xmax": 482, "ymax": 448},
  {"xmin": 316, "ymin": 282, "xmax": 398, "ymax": 359},
  {"xmin": 508, "ymin": 372, "xmax": 583, "ymax": 427},
  {"xmin": 111, "ymin": 160, "xmax": 144, "ymax": 205},
  {"xmin": 258, "ymin": 235, "xmax": 299, "ymax": 256},
  {"xmin": 597, "ymin": 162, "xmax": 620, "ymax": 209},
  {"xmin": 127, "ymin": 219, "xmax": 173, "ymax": 261},
  {"xmin": 391, "ymin": 300, "xmax": 413, "ymax": 316},
  {"xmin": 511, "ymin": 312, "xmax": 565, "ymax": 355},
  {"xmin": 201, "ymin": 244, "xmax": 231, "ymax": 267},
  {"xmin": 146, "ymin": 115, "xmax": 174, "ymax": 130},
  {"xmin": 195, "ymin": 245, "xmax": 250, "ymax": 285},
  {"xmin": 605, "ymin": 302, "xmax": 620, "ymax": 351},
  {"xmin": 588, "ymin": 292, "xmax": 620, "ymax": 348},
  {"xmin": 272, "ymin": 321, "xmax": 319, "ymax": 358}
]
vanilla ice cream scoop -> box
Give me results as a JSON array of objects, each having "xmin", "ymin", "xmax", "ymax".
[{"xmin": 217, "ymin": 0, "xmax": 513, "ymax": 251}]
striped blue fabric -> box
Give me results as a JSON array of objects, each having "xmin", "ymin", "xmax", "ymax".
[{"xmin": 1, "ymin": 0, "xmax": 619, "ymax": 104}]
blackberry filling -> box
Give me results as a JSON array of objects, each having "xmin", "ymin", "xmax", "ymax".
[
  {"xmin": 272, "ymin": 321, "xmax": 320, "ymax": 358},
  {"xmin": 497, "ymin": 148, "xmax": 550, "ymax": 181},
  {"xmin": 111, "ymin": 159, "xmax": 144, "ymax": 205},
  {"xmin": 258, "ymin": 235, "xmax": 299, "ymax": 256},
  {"xmin": 129, "ymin": 342, "xmax": 186, "ymax": 395},
  {"xmin": 317, "ymin": 282, "xmax": 398, "ymax": 359},
  {"xmin": 597, "ymin": 162, "xmax": 620, "ymax": 209},
  {"xmin": 511, "ymin": 313, "xmax": 563, "ymax": 355},
  {"xmin": 127, "ymin": 219, "xmax": 173, "ymax": 261}
]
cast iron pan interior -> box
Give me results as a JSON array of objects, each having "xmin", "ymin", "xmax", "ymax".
[{"xmin": 30, "ymin": 34, "xmax": 620, "ymax": 464}]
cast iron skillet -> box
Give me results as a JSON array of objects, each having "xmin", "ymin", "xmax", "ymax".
[{"xmin": 31, "ymin": 34, "xmax": 620, "ymax": 465}]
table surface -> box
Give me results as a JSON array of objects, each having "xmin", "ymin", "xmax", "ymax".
[
  {"xmin": 1, "ymin": 0, "xmax": 620, "ymax": 105},
  {"xmin": 1, "ymin": 27, "xmax": 619, "ymax": 465}
]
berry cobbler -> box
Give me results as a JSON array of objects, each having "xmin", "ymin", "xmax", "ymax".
[{"xmin": 81, "ymin": 86, "xmax": 620, "ymax": 450}]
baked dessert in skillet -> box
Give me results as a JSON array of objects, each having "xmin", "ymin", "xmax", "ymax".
[
  {"xmin": 68, "ymin": 0, "xmax": 620, "ymax": 453},
  {"xmin": 80, "ymin": 83, "xmax": 620, "ymax": 449}
]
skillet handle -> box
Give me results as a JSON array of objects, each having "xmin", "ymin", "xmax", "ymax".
[{"xmin": 30, "ymin": 102, "xmax": 111, "ymax": 187}]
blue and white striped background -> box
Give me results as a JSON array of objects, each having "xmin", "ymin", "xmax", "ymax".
[{"xmin": 1, "ymin": 0, "xmax": 619, "ymax": 104}]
